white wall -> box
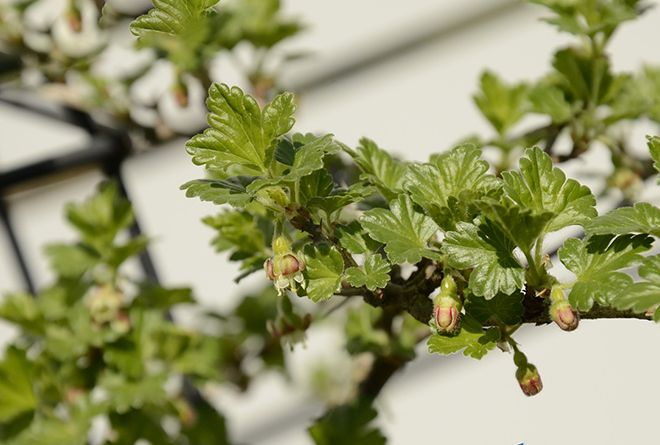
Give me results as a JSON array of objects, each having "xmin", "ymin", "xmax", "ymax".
[{"xmin": 1, "ymin": 1, "xmax": 660, "ymax": 444}]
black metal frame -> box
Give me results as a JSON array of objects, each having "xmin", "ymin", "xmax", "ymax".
[{"xmin": 0, "ymin": 96, "xmax": 160, "ymax": 291}]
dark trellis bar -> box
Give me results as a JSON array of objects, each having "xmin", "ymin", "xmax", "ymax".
[{"xmin": 0, "ymin": 95, "xmax": 157, "ymax": 291}]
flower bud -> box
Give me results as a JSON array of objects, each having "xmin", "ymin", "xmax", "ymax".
[
  {"xmin": 548, "ymin": 286, "xmax": 578, "ymax": 331},
  {"xmin": 264, "ymin": 258, "xmax": 276, "ymax": 281},
  {"xmin": 272, "ymin": 235, "xmax": 292, "ymax": 256},
  {"xmin": 278, "ymin": 253, "xmax": 303, "ymax": 276},
  {"xmin": 550, "ymin": 300, "xmax": 579, "ymax": 331},
  {"xmin": 516, "ymin": 363, "xmax": 543, "ymax": 397},
  {"xmin": 265, "ymin": 237, "xmax": 306, "ymax": 294},
  {"xmin": 433, "ymin": 302, "xmax": 461, "ymax": 334},
  {"xmin": 440, "ymin": 274, "xmax": 457, "ymax": 295}
]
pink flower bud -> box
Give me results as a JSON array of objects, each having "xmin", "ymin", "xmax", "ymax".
[
  {"xmin": 549, "ymin": 300, "xmax": 579, "ymax": 331},
  {"xmin": 264, "ymin": 258, "xmax": 276, "ymax": 281},
  {"xmin": 279, "ymin": 254, "xmax": 302, "ymax": 276},
  {"xmin": 433, "ymin": 296, "xmax": 461, "ymax": 334},
  {"xmin": 516, "ymin": 364, "xmax": 543, "ymax": 397}
]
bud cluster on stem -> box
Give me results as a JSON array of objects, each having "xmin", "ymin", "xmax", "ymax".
[
  {"xmin": 430, "ymin": 275, "xmax": 462, "ymax": 335},
  {"xmin": 86, "ymin": 285, "xmax": 131, "ymax": 334},
  {"xmin": 548, "ymin": 286, "xmax": 579, "ymax": 331}
]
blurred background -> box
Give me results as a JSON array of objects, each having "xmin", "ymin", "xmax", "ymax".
[{"xmin": 1, "ymin": 0, "xmax": 660, "ymax": 444}]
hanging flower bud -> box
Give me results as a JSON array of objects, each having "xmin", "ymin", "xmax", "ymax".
[
  {"xmin": 549, "ymin": 287, "xmax": 579, "ymax": 331},
  {"xmin": 433, "ymin": 296, "xmax": 461, "ymax": 334},
  {"xmin": 516, "ymin": 363, "xmax": 543, "ymax": 397},
  {"xmin": 430, "ymin": 275, "xmax": 462, "ymax": 335},
  {"xmin": 265, "ymin": 236, "xmax": 306, "ymax": 295},
  {"xmin": 264, "ymin": 258, "xmax": 276, "ymax": 281},
  {"xmin": 550, "ymin": 300, "xmax": 579, "ymax": 331}
]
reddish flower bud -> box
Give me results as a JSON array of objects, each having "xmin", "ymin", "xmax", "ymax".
[
  {"xmin": 549, "ymin": 287, "xmax": 579, "ymax": 331},
  {"xmin": 433, "ymin": 304, "xmax": 461, "ymax": 334},
  {"xmin": 279, "ymin": 254, "xmax": 302, "ymax": 276},
  {"xmin": 432, "ymin": 294, "xmax": 462, "ymax": 334},
  {"xmin": 516, "ymin": 364, "xmax": 543, "ymax": 397},
  {"xmin": 550, "ymin": 300, "xmax": 579, "ymax": 331},
  {"xmin": 264, "ymin": 258, "xmax": 276, "ymax": 281}
]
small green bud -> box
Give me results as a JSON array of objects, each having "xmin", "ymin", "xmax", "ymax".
[
  {"xmin": 440, "ymin": 274, "xmax": 457, "ymax": 296},
  {"xmin": 516, "ymin": 363, "xmax": 543, "ymax": 397},
  {"xmin": 272, "ymin": 235, "xmax": 292, "ymax": 256}
]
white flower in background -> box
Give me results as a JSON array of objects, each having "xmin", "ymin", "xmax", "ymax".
[
  {"xmin": 22, "ymin": 0, "xmax": 106, "ymax": 58},
  {"xmin": 92, "ymin": 37, "xmax": 155, "ymax": 81},
  {"xmin": 129, "ymin": 60, "xmax": 175, "ymax": 128},
  {"xmin": 52, "ymin": 0, "xmax": 106, "ymax": 58},
  {"xmin": 129, "ymin": 60, "xmax": 208, "ymax": 134},
  {"xmin": 158, "ymin": 74, "xmax": 208, "ymax": 134}
]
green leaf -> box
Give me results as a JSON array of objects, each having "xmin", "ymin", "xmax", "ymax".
[
  {"xmin": 0, "ymin": 348, "xmax": 35, "ymax": 423},
  {"xmin": 427, "ymin": 315, "xmax": 499, "ymax": 359},
  {"xmin": 186, "ymin": 84, "xmax": 295, "ymax": 175},
  {"xmin": 203, "ymin": 210, "xmax": 267, "ymax": 256},
  {"xmin": 247, "ymin": 134, "xmax": 339, "ymax": 192},
  {"xmin": 308, "ymin": 400, "xmax": 386, "ymax": 445},
  {"xmin": 361, "ymin": 195, "xmax": 441, "ymax": 264},
  {"xmin": 5, "ymin": 415, "xmax": 89, "ymax": 445},
  {"xmin": 611, "ymin": 255, "xmax": 660, "ymax": 321},
  {"xmin": 0, "ymin": 294, "xmax": 42, "ymax": 333},
  {"xmin": 584, "ymin": 202, "xmax": 660, "ymax": 237},
  {"xmin": 345, "ymin": 254, "xmax": 391, "ymax": 291},
  {"xmin": 299, "ymin": 169, "xmax": 335, "ymax": 206},
  {"xmin": 180, "ymin": 178, "xmax": 252, "ymax": 207},
  {"xmin": 347, "ymin": 138, "xmax": 407, "ymax": 200},
  {"xmin": 303, "ymin": 244, "xmax": 344, "ymax": 302},
  {"xmin": 130, "ymin": 0, "xmax": 218, "ymax": 70},
  {"xmin": 44, "ymin": 244, "xmax": 99, "ymax": 278},
  {"xmin": 465, "ymin": 292, "xmax": 524, "ymax": 326},
  {"xmin": 335, "ymin": 221, "xmax": 380, "ymax": 255},
  {"xmin": 130, "ymin": 0, "xmax": 219, "ymax": 39},
  {"xmin": 502, "ymin": 146, "xmax": 597, "ymax": 232},
  {"xmin": 307, "ymin": 182, "xmax": 376, "ymax": 216},
  {"xmin": 442, "ymin": 221, "xmax": 525, "ymax": 299},
  {"xmin": 66, "ymin": 182, "xmax": 132, "ymax": 248},
  {"xmin": 405, "ymin": 144, "xmax": 500, "ymax": 228},
  {"xmin": 529, "ymin": 83, "xmax": 573, "ymax": 123},
  {"xmin": 106, "ymin": 236, "xmax": 150, "ymax": 269},
  {"xmin": 99, "ymin": 373, "xmax": 168, "ymax": 414},
  {"xmin": 552, "ymin": 48, "xmax": 616, "ymax": 105},
  {"xmin": 648, "ymin": 135, "xmax": 660, "ymax": 177},
  {"xmin": 211, "ymin": 0, "xmax": 303, "ymax": 49},
  {"xmin": 479, "ymin": 200, "xmax": 554, "ymax": 255},
  {"xmin": 559, "ymin": 235, "xmax": 653, "ymax": 311},
  {"xmin": 473, "ymin": 70, "xmax": 529, "ymax": 135},
  {"xmin": 531, "ymin": 0, "xmax": 644, "ymax": 37},
  {"xmin": 134, "ymin": 285, "xmax": 195, "ymax": 309}
]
